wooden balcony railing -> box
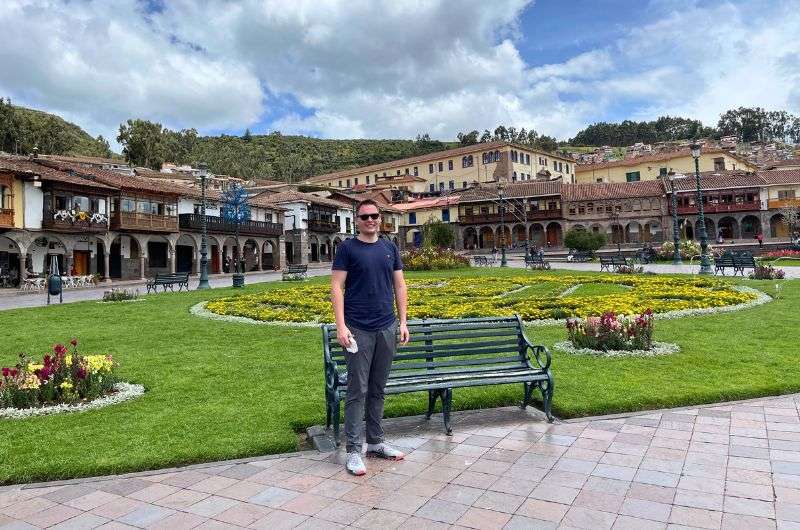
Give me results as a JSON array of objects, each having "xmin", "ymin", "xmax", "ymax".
[
  {"xmin": 768, "ymin": 198, "xmax": 800, "ymax": 209},
  {"xmin": 111, "ymin": 212, "xmax": 179, "ymax": 232},
  {"xmin": 0, "ymin": 208, "xmax": 13, "ymax": 227},
  {"xmin": 675, "ymin": 200, "xmax": 761, "ymax": 215},
  {"xmin": 459, "ymin": 209, "xmax": 561, "ymax": 224},
  {"xmin": 308, "ymin": 219, "xmax": 339, "ymax": 233},
  {"xmin": 179, "ymin": 214, "xmax": 283, "ymax": 237},
  {"xmin": 41, "ymin": 210, "xmax": 108, "ymax": 233},
  {"xmin": 380, "ymin": 222, "xmax": 396, "ymax": 233}
]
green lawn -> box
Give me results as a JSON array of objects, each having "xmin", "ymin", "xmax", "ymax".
[{"xmin": 0, "ymin": 268, "xmax": 796, "ymax": 485}]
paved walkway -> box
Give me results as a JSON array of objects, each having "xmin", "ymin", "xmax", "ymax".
[{"xmin": 4, "ymin": 394, "xmax": 800, "ymax": 529}]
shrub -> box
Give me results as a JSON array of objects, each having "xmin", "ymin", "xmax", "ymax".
[
  {"xmin": 749, "ymin": 265, "xmax": 785, "ymax": 280},
  {"xmin": 657, "ymin": 240, "xmax": 719, "ymax": 260},
  {"xmin": 566, "ymin": 310, "xmax": 654, "ymax": 351},
  {"xmin": 102, "ymin": 288, "xmax": 140, "ymax": 302},
  {"xmin": 400, "ymin": 247, "xmax": 470, "ymax": 271},
  {"xmin": 616, "ymin": 265, "xmax": 645, "ymax": 274},
  {"xmin": 0, "ymin": 340, "xmax": 117, "ymax": 409},
  {"xmin": 420, "ymin": 220, "xmax": 455, "ymax": 249},
  {"xmin": 564, "ymin": 228, "xmax": 606, "ymax": 252}
]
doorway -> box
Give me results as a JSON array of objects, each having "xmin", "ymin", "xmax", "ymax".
[{"xmin": 73, "ymin": 250, "xmax": 90, "ymax": 275}]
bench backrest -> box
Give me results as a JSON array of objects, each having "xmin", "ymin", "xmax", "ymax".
[
  {"xmin": 599, "ymin": 256, "xmax": 614, "ymax": 264},
  {"xmin": 154, "ymin": 273, "xmax": 189, "ymax": 281},
  {"xmin": 612, "ymin": 256, "xmax": 628, "ymax": 265},
  {"xmin": 286, "ymin": 265, "xmax": 307, "ymax": 272},
  {"xmin": 322, "ymin": 316, "xmax": 529, "ymax": 383}
]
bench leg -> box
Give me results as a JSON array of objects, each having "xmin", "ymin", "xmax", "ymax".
[
  {"xmin": 442, "ymin": 388, "xmax": 453, "ymax": 436},
  {"xmin": 521, "ymin": 382, "xmax": 535, "ymax": 410},
  {"xmin": 539, "ymin": 378, "xmax": 555, "ymax": 422},
  {"xmin": 426, "ymin": 389, "xmax": 447, "ymax": 420}
]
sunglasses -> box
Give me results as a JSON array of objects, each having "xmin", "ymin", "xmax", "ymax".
[{"xmin": 358, "ymin": 213, "xmax": 380, "ymax": 221}]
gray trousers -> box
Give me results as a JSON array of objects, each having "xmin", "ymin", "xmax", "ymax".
[{"xmin": 344, "ymin": 321, "xmax": 398, "ymax": 453}]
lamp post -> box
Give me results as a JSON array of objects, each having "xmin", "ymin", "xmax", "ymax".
[
  {"xmin": 196, "ymin": 162, "xmax": 211, "ymax": 290},
  {"xmin": 691, "ymin": 143, "xmax": 712, "ymax": 274},
  {"xmin": 610, "ymin": 203, "xmax": 622, "ymax": 256},
  {"xmin": 667, "ymin": 172, "xmax": 682, "ymax": 265},
  {"xmin": 497, "ymin": 180, "xmax": 508, "ymax": 267}
]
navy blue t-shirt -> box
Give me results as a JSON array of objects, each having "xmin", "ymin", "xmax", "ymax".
[{"xmin": 332, "ymin": 237, "xmax": 403, "ymax": 331}]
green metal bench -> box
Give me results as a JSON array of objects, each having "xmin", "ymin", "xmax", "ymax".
[
  {"xmin": 714, "ymin": 253, "xmax": 737, "ymax": 275},
  {"xmin": 600, "ymin": 255, "xmax": 629, "ymax": 272},
  {"xmin": 525, "ymin": 254, "xmax": 551, "ymax": 270},
  {"xmin": 146, "ymin": 272, "xmax": 189, "ymax": 294},
  {"xmin": 282, "ymin": 264, "xmax": 308, "ymax": 281},
  {"xmin": 322, "ymin": 315, "xmax": 554, "ymax": 444}
]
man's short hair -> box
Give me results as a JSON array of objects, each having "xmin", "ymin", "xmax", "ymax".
[{"xmin": 356, "ymin": 199, "xmax": 381, "ymax": 214}]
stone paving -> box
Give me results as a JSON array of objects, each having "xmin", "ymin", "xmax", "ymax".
[{"xmin": 5, "ymin": 394, "xmax": 800, "ymax": 529}]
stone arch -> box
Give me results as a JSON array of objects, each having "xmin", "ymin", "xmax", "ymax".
[
  {"xmin": 680, "ymin": 219, "xmax": 694, "ymax": 240},
  {"xmin": 261, "ymin": 240, "xmax": 276, "ymax": 270},
  {"xmin": 589, "ymin": 223, "xmax": 604, "ymax": 234},
  {"xmin": 717, "ymin": 216, "xmax": 739, "ymax": 239},
  {"xmin": 242, "ymin": 238, "xmax": 260, "ymax": 271},
  {"xmin": 571, "ymin": 224, "xmax": 586, "ymax": 231},
  {"xmin": 608, "ymin": 223, "xmax": 624, "ymax": 245},
  {"xmin": 740, "ymin": 215, "xmax": 761, "ymax": 240},
  {"xmin": 221, "ymin": 236, "xmax": 240, "ymax": 273},
  {"xmin": 625, "ymin": 221, "xmax": 641, "ymax": 244},
  {"xmin": 545, "ymin": 222, "xmax": 563, "ymax": 247},
  {"xmin": 0, "ymin": 234, "xmax": 23, "ymax": 286},
  {"xmin": 479, "ymin": 226, "xmax": 494, "ymax": 249},
  {"xmin": 463, "ymin": 227, "xmax": 478, "ymax": 250},
  {"xmin": 642, "ymin": 221, "xmax": 662, "ymax": 243},
  {"xmin": 176, "ymin": 233, "xmax": 197, "ymax": 274},
  {"xmin": 529, "ymin": 223, "xmax": 545, "ymax": 247},
  {"xmin": 771, "ymin": 213, "xmax": 789, "ymax": 238},
  {"xmin": 322, "ymin": 237, "xmax": 333, "ymax": 262},
  {"xmin": 496, "ymin": 225, "xmax": 511, "ymax": 247},
  {"xmin": 145, "ymin": 234, "xmax": 173, "ymax": 275},
  {"xmin": 309, "ymin": 234, "xmax": 320, "ymax": 262},
  {"xmin": 109, "ymin": 234, "xmax": 143, "ymax": 279},
  {"xmin": 512, "ymin": 224, "xmax": 527, "ymax": 246}
]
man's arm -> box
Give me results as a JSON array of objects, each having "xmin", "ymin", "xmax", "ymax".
[
  {"xmin": 331, "ymin": 270, "xmax": 352, "ymax": 348},
  {"xmin": 393, "ymin": 270, "xmax": 409, "ymax": 344}
]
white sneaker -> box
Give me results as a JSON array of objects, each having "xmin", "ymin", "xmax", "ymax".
[
  {"xmin": 366, "ymin": 442, "xmax": 405, "ymax": 461},
  {"xmin": 346, "ymin": 451, "xmax": 366, "ymax": 476}
]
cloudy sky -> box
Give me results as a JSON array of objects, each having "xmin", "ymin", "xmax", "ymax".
[{"xmin": 1, "ymin": 0, "xmax": 799, "ymax": 147}]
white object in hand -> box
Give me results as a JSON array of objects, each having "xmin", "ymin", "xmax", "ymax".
[{"xmin": 345, "ymin": 336, "xmax": 358, "ymax": 353}]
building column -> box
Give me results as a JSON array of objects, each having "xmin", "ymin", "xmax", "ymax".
[
  {"xmin": 278, "ymin": 236, "xmax": 286, "ymax": 270},
  {"xmin": 139, "ymin": 256, "xmax": 146, "ymax": 280},
  {"xmin": 64, "ymin": 253, "xmax": 73, "ymax": 276},
  {"xmin": 169, "ymin": 246, "xmax": 176, "ymax": 274},
  {"xmin": 217, "ymin": 245, "xmax": 224, "ymax": 274},
  {"xmin": 18, "ymin": 254, "xmax": 26, "ymax": 284},
  {"xmin": 103, "ymin": 252, "xmax": 111, "ymax": 283},
  {"xmin": 298, "ymin": 230, "xmax": 309, "ymax": 265},
  {"xmin": 254, "ymin": 244, "xmax": 261, "ymax": 271}
]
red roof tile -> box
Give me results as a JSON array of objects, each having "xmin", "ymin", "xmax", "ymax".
[
  {"xmin": 35, "ymin": 159, "xmax": 182, "ymax": 196},
  {"xmin": 757, "ymin": 169, "xmax": 800, "ymax": 185},
  {"xmin": 250, "ymin": 190, "xmax": 347, "ymax": 209},
  {"xmin": 0, "ymin": 155, "xmax": 117, "ymax": 191},
  {"xmin": 562, "ymin": 180, "xmax": 664, "ymax": 201},
  {"xmin": 457, "ymin": 180, "xmax": 562, "ymax": 203},
  {"xmin": 666, "ymin": 171, "xmax": 763, "ymax": 192}
]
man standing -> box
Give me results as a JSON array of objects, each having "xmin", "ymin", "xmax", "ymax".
[{"xmin": 331, "ymin": 199, "xmax": 410, "ymax": 475}]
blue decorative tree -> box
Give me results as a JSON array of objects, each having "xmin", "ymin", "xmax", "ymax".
[{"xmin": 221, "ymin": 184, "xmax": 251, "ymax": 276}]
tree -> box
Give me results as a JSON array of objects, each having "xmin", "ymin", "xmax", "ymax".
[
  {"xmin": 242, "ymin": 128, "xmax": 252, "ymax": 142},
  {"xmin": 457, "ymin": 130, "xmax": 479, "ymax": 146},
  {"xmin": 564, "ymin": 228, "xmax": 606, "ymax": 252},
  {"xmin": 779, "ymin": 207, "xmax": 800, "ymax": 240},
  {"xmin": 95, "ymin": 135, "xmax": 112, "ymax": 158},
  {"xmin": 421, "ymin": 220, "xmax": 455, "ymax": 249},
  {"xmin": 117, "ymin": 119, "xmax": 166, "ymax": 169},
  {"xmin": 479, "ymin": 129, "xmax": 492, "ymax": 143},
  {"xmin": 221, "ymin": 184, "xmax": 251, "ymax": 274}
]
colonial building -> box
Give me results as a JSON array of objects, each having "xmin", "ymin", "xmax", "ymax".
[
  {"xmin": 757, "ymin": 169, "xmax": 800, "ymax": 238},
  {"xmin": 456, "ymin": 181, "xmax": 563, "ymax": 250},
  {"xmin": 304, "ymin": 141, "xmax": 576, "ymax": 193},
  {"xmin": 321, "ymin": 190, "xmax": 402, "ymax": 246},
  {"xmin": 562, "ymin": 181, "xmax": 668, "ymax": 245},
  {"xmin": 393, "ymin": 196, "xmax": 460, "ymax": 249},
  {"xmin": 575, "ymin": 148, "xmax": 756, "ymax": 184}
]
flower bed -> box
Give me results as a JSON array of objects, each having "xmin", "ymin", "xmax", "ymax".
[
  {"xmin": 763, "ymin": 249, "xmax": 800, "ymax": 258},
  {"xmin": 749, "ymin": 265, "xmax": 786, "ymax": 280},
  {"xmin": 0, "ymin": 340, "xmax": 118, "ymax": 411},
  {"xmin": 401, "ymin": 247, "xmax": 470, "ymax": 271},
  {"xmin": 203, "ymin": 274, "xmax": 762, "ymax": 324},
  {"xmin": 567, "ymin": 310, "xmax": 653, "ymax": 351}
]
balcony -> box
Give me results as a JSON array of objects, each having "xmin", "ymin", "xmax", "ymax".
[
  {"xmin": 42, "ymin": 209, "xmax": 108, "ymax": 233},
  {"xmin": 460, "ymin": 209, "xmax": 561, "ymax": 224},
  {"xmin": 380, "ymin": 222, "xmax": 396, "ymax": 233},
  {"xmin": 179, "ymin": 214, "xmax": 283, "ymax": 237},
  {"xmin": 769, "ymin": 198, "xmax": 800, "ymax": 209},
  {"xmin": 676, "ymin": 200, "xmax": 761, "ymax": 215},
  {"xmin": 308, "ymin": 219, "xmax": 339, "ymax": 233},
  {"xmin": 111, "ymin": 212, "xmax": 179, "ymax": 232},
  {"xmin": 0, "ymin": 208, "xmax": 12, "ymax": 227}
]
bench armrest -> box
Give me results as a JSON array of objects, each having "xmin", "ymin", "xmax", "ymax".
[{"xmin": 523, "ymin": 339, "xmax": 551, "ymax": 372}]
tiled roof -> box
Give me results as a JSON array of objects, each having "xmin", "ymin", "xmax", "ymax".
[
  {"xmin": 36, "ymin": 159, "xmax": 183, "ymax": 196},
  {"xmin": 306, "ymin": 141, "xmax": 572, "ymax": 183},
  {"xmin": 457, "ymin": 180, "xmax": 562, "ymax": 203},
  {"xmin": 42, "ymin": 154, "xmax": 130, "ymax": 167},
  {"xmin": 322, "ymin": 191, "xmax": 402, "ymax": 214},
  {"xmin": 665, "ymin": 171, "xmax": 763, "ymax": 192},
  {"xmin": 562, "ymin": 180, "xmax": 665, "ymax": 201},
  {"xmin": 757, "ymin": 169, "xmax": 800, "ymax": 185},
  {"xmin": 249, "ymin": 190, "xmax": 347, "ymax": 209},
  {"xmin": 392, "ymin": 196, "xmax": 460, "ymax": 211},
  {"xmin": 575, "ymin": 148, "xmax": 753, "ymax": 172},
  {"xmin": 764, "ymin": 159, "xmax": 800, "ymax": 169},
  {"xmin": 0, "ymin": 155, "xmax": 117, "ymax": 191}
]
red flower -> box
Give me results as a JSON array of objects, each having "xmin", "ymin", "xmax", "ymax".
[
  {"xmin": 76, "ymin": 367, "xmax": 87, "ymax": 380},
  {"xmin": 70, "ymin": 338, "xmax": 78, "ymax": 347},
  {"xmin": 10, "ymin": 368, "xmax": 18, "ymax": 377},
  {"xmin": 53, "ymin": 344, "xmax": 67, "ymax": 355},
  {"xmin": 1, "ymin": 367, "xmax": 8, "ymax": 377}
]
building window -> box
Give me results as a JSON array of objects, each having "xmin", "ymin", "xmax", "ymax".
[
  {"xmin": 596, "ymin": 178, "xmax": 603, "ymax": 183},
  {"xmin": 397, "ymin": 170, "xmax": 401, "ymax": 176},
  {"xmin": 553, "ymin": 161, "xmax": 557, "ymax": 170},
  {"xmin": 493, "ymin": 151, "xmax": 500, "ymax": 162},
  {"xmin": 512, "ymin": 171, "xmax": 517, "ymax": 181},
  {"xmin": 714, "ymin": 157, "xmax": 726, "ymax": 171},
  {"xmin": 409, "ymin": 212, "xmax": 416, "ymax": 224},
  {"xmin": 778, "ymin": 190, "xmax": 796, "ymax": 199},
  {"xmin": 449, "ymin": 180, "xmax": 454, "ymax": 189},
  {"xmin": 569, "ymin": 207, "xmax": 576, "ymax": 215},
  {"xmin": 578, "ymin": 206, "xmax": 585, "ymax": 214},
  {"xmin": 413, "ymin": 166, "xmax": 418, "ymax": 176},
  {"xmin": 429, "ymin": 184, "xmax": 435, "ymax": 193},
  {"xmin": 462, "ymin": 181, "xmax": 467, "ymax": 188},
  {"xmin": 625, "ymin": 171, "xmax": 640, "ymax": 182},
  {"xmin": 441, "ymin": 209, "xmax": 450, "ymax": 222},
  {"xmin": 659, "ymin": 167, "xmax": 667, "ymax": 177},
  {"xmin": 462, "ymin": 156, "xmax": 468, "ymax": 168},
  {"xmin": 383, "ymin": 172, "xmax": 387, "ymax": 177},
  {"xmin": 405, "ymin": 168, "xmax": 409, "ymax": 175},
  {"xmin": 354, "ymin": 178, "xmax": 358, "ymax": 185},
  {"xmin": 338, "ymin": 180, "xmax": 342, "ymax": 187},
  {"xmin": 511, "ymin": 150, "xmax": 517, "ymax": 162},
  {"xmin": 346, "ymin": 179, "xmax": 351, "ymax": 187},
  {"xmin": 587, "ymin": 202, "xmax": 594, "ymax": 212},
  {"xmin": 558, "ymin": 162, "xmax": 563, "ymax": 172},
  {"xmin": 448, "ymin": 160, "xmax": 453, "ymax": 170},
  {"xmin": 526, "ymin": 154, "xmax": 530, "ymax": 165},
  {"xmin": 429, "ymin": 164, "xmax": 434, "ymax": 174},
  {"xmin": 366, "ymin": 175, "xmax": 370, "ymax": 184},
  {"xmin": 439, "ymin": 182, "xmax": 445, "ymax": 191},
  {"xmin": 565, "ymin": 162, "xmax": 568, "ymax": 172},
  {"xmin": 438, "ymin": 161, "xmax": 444, "ymax": 172}
]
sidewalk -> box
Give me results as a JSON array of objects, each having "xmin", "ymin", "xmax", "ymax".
[{"xmin": 2, "ymin": 393, "xmax": 797, "ymax": 529}]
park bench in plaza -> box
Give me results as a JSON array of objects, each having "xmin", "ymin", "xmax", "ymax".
[
  {"xmin": 525, "ymin": 254, "xmax": 551, "ymax": 270},
  {"xmin": 146, "ymin": 272, "xmax": 190, "ymax": 294},
  {"xmin": 473, "ymin": 255, "xmax": 497, "ymax": 267},
  {"xmin": 599, "ymin": 255, "xmax": 630, "ymax": 272},
  {"xmin": 282, "ymin": 264, "xmax": 308, "ymax": 281},
  {"xmin": 715, "ymin": 251, "xmax": 757, "ymax": 276},
  {"xmin": 322, "ymin": 315, "xmax": 554, "ymax": 443},
  {"xmin": 633, "ymin": 246, "xmax": 658, "ymax": 264},
  {"xmin": 567, "ymin": 250, "xmax": 593, "ymax": 262}
]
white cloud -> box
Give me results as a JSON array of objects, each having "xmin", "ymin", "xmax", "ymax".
[{"xmin": 1, "ymin": 0, "xmax": 799, "ymax": 148}]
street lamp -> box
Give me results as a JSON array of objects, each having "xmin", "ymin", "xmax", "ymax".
[
  {"xmin": 609, "ymin": 202, "xmax": 622, "ymax": 256},
  {"xmin": 691, "ymin": 143, "xmax": 712, "ymax": 274},
  {"xmin": 497, "ymin": 180, "xmax": 508, "ymax": 267},
  {"xmin": 196, "ymin": 162, "xmax": 211, "ymax": 290},
  {"xmin": 667, "ymin": 172, "xmax": 682, "ymax": 265}
]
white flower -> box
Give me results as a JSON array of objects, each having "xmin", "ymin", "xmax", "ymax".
[{"xmin": 0, "ymin": 383, "xmax": 145, "ymax": 420}]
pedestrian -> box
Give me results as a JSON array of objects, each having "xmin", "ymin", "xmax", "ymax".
[
  {"xmin": 331, "ymin": 199, "xmax": 410, "ymax": 476},
  {"xmin": 757, "ymin": 232, "xmax": 764, "ymax": 248},
  {"xmin": 717, "ymin": 229, "xmax": 724, "ymax": 245}
]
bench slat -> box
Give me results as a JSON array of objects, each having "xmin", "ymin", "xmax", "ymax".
[{"xmin": 389, "ymin": 356, "xmax": 524, "ymax": 372}]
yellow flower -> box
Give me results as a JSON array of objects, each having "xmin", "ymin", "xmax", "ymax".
[{"xmin": 60, "ymin": 381, "xmax": 73, "ymax": 390}]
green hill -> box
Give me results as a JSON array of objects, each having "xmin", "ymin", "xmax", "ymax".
[{"xmin": 0, "ymin": 100, "xmax": 114, "ymax": 158}]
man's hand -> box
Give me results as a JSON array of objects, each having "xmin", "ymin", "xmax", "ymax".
[
  {"xmin": 337, "ymin": 325, "xmax": 354, "ymax": 349},
  {"xmin": 399, "ymin": 323, "xmax": 410, "ymax": 345}
]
